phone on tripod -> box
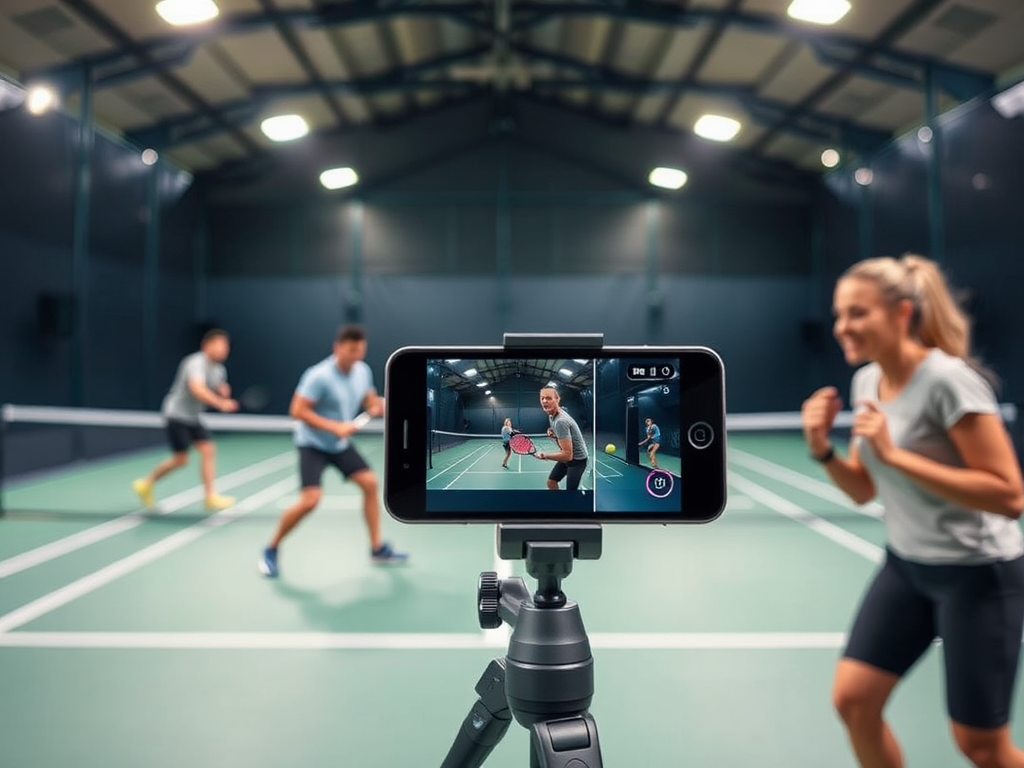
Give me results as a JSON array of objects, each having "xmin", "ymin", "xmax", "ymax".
[{"xmin": 383, "ymin": 344, "xmax": 727, "ymax": 524}]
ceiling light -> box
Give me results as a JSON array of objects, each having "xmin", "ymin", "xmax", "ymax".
[
  {"xmin": 992, "ymin": 80, "xmax": 1024, "ymax": 119},
  {"xmin": 573, "ymin": 359, "xmax": 587, "ymax": 364},
  {"xmin": 26, "ymin": 85, "xmax": 57, "ymax": 116},
  {"xmin": 854, "ymin": 167, "xmax": 874, "ymax": 186},
  {"xmin": 917, "ymin": 126, "xmax": 933, "ymax": 143},
  {"xmin": 141, "ymin": 148, "xmax": 159, "ymax": 166},
  {"xmin": 820, "ymin": 148, "xmax": 840, "ymax": 168},
  {"xmin": 463, "ymin": 368, "xmax": 478, "ymax": 377},
  {"xmin": 260, "ymin": 114, "xmax": 308, "ymax": 142},
  {"xmin": 648, "ymin": 167, "xmax": 688, "ymax": 190},
  {"xmin": 694, "ymin": 114, "xmax": 741, "ymax": 142},
  {"xmin": 558, "ymin": 368, "xmax": 573, "ymax": 377},
  {"xmin": 787, "ymin": 0, "xmax": 851, "ymax": 25},
  {"xmin": 155, "ymin": 0, "xmax": 219, "ymax": 26},
  {"xmin": 319, "ymin": 167, "xmax": 359, "ymax": 190},
  {"xmin": 485, "ymin": 390, "xmax": 492, "ymax": 396}
]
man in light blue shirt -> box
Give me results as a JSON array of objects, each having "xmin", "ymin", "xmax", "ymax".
[
  {"xmin": 639, "ymin": 417, "xmax": 662, "ymax": 469},
  {"xmin": 259, "ymin": 325, "xmax": 407, "ymax": 577}
]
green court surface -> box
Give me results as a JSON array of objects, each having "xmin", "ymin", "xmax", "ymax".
[{"xmin": 3, "ymin": 430, "xmax": 1024, "ymax": 768}]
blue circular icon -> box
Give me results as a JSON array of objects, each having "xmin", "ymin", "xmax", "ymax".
[{"xmin": 645, "ymin": 469, "xmax": 674, "ymax": 499}]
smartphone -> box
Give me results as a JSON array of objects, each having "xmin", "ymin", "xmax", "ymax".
[{"xmin": 383, "ymin": 345, "xmax": 726, "ymax": 524}]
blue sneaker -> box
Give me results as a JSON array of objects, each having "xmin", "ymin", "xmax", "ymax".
[
  {"xmin": 371, "ymin": 542, "xmax": 409, "ymax": 565},
  {"xmin": 258, "ymin": 547, "xmax": 279, "ymax": 578}
]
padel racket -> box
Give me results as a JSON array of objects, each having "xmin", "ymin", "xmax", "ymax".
[
  {"xmin": 352, "ymin": 411, "xmax": 372, "ymax": 430},
  {"xmin": 509, "ymin": 433, "xmax": 538, "ymax": 456}
]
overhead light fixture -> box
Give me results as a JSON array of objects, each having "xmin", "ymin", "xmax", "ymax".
[
  {"xmin": 463, "ymin": 368, "xmax": 478, "ymax": 377},
  {"xmin": 319, "ymin": 167, "xmax": 359, "ymax": 190},
  {"xmin": 155, "ymin": 0, "xmax": 220, "ymax": 26},
  {"xmin": 648, "ymin": 167, "xmax": 688, "ymax": 190},
  {"xmin": 992, "ymin": 80, "xmax": 1024, "ymax": 119},
  {"xmin": 260, "ymin": 114, "xmax": 309, "ymax": 142},
  {"xmin": 558, "ymin": 368, "xmax": 573, "ymax": 377},
  {"xmin": 25, "ymin": 85, "xmax": 57, "ymax": 116},
  {"xmin": 694, "ymin": 114, "xmax": 741, "ymax": 142},
  {"xmin": 476, "ymin": 381, "xmax": 488, "ymax": 388},
  {"xmin": 917, "ymin": 126, "xmax": 933, "ymax": 143},
  {"xmin": 820, "ymin": 148, "xmax": 840, "ymax": 168},
  {"xmin": 787, "ymin": 0, "xmax": 851, "ymax": 25},
  {"xmin": 573, "ymin": 359, "xmax": 588, "ymax": 364},
  {"xmin": 141, "ymin": 148, "xmax": 159, "ymax": 166},
  {"xmin": 485, "ymin": 390, "xmax": 492, "ymax": 396},
  {"xmin": 854, "ymin": 167, "xmax": 874, "ymax": 186}
]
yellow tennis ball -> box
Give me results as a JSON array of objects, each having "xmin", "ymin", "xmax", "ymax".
[{"xmin": 605, "ymin": 443, "xmax": 616, "ymax": 454}]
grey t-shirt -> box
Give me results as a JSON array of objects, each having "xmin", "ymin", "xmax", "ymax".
[
  {"xmin": 549, "ymin": 409, "xmax": 589, "ymax": 461},
  {"xmin": 161, "ymin": 351, "xmax": 226, "ymax": 424},
  {"xmin": 851, "ymin": 348, "xmax": 1023, "ymax": 564}
]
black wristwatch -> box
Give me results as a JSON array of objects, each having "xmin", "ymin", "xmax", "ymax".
[{"xmin": 812, "ymin": 445, "xmax": 836, "ymax": 463}]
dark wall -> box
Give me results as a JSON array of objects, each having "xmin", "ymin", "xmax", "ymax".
[
  {"xmin": 0, "ymin": 104, "xmax": 200, "ymax": 412},
  {"xmin": 816, "ymin": 96, "xmax": 1024, "ymax": 408}
]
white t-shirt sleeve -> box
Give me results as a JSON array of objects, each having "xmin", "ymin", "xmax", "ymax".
[
  {"xmin": 184, "ymin": 355, "xmax": 206, "ymax": 384},
  {"xmin": 930, "ymin": 361, "xmax": 998, "ymax": 429}
]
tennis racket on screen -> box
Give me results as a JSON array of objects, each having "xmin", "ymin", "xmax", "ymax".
[{"xmin": 509, "ymin": 433, "xmax": 539, "ymax": 457}]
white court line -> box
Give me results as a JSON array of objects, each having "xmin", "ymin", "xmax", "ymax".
[
  {"xmin": 729, "ymin": 470, "xmax": 884, "ymax": 564},
  {"xmin": 428, "ymin": 443, "xmax": 492, "ymax": 482},
  {"xmin": 729, "ymin": 448, "xmax": 883, "ymax": 518},
  {"xmin": 0, "ymin": 631, "xmax": 853, "ymax": 650},
  {"xmin": 469, "ymin": 470, "xmax": 550, "ymax": 475},
  {"xmin": 444, "ymin": 444, "xmax": 495, "ymax": 490},
  {"xmin": 0, "ymin": 477, "xmax": 296, "ymax": 634},
  {"xmin": 0, "ymin": 452, "xmax": 295, "ymax": 580}
]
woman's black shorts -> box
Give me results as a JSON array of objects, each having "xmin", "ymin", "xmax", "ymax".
[{"xmin": 844, "ymin": 547, "xmax": 1024, "ymax": 728}]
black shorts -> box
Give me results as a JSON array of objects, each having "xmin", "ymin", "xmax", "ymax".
[
  {"xmin": 165, "ymin": 419, "xmax": 210, "ymax": 453},
  {"xmin": 298, "ymin": 446, "xmax": 370, "ymax": 488},
  {"xmin": 844, "ymin": 547, "xmax": 1024, "ymax": 728},
  {"xmin": 549, "ymin": 458, "xmax": 588, "ymax": 491}
]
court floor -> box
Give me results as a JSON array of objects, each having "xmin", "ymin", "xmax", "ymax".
[{"xmin": 2, "ymin": 431, "xmax": 1023, "ymax": 767}]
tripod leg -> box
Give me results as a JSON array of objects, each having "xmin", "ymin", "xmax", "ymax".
[
  {"xmin": 440, "ymin": 659, "xmax": 513, "ymax": 768},
  {"xmin": 528, "ymin": 714, "xmax": 603, "ymax": 768}
]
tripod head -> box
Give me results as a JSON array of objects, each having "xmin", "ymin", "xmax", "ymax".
[{"xmin": 445, "ymin": 525, "xmax": 605, "ymax": 768}]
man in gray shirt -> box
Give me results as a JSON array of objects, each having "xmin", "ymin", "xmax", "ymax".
[
  {"xmin": 536, "ymin": 386, "xmax": 589, "ymax": 491},
  {"xmin": 133, "ymin": 329, "xmax": 239, "ymax": 511}
]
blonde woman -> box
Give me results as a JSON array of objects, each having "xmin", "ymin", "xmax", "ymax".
[{"xmin": 803, "ymin": 254, "xmax": 1024, "ymax": 768}]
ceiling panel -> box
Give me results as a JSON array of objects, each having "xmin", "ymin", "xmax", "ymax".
[
  {"xmin": 93, "ymin": 88, "xmax": 159, "ymax": 128},
  {"xmin": 613, "ymin": 23, "xmax": 670, "ymax": 77},
  {"xmin": 172, "ymin": 46, "xmax": 250, "ymax": 103},
  {"xmin": 701, "ymin": 30, "xmax": 790, "ymax": 82},
  {"xmin": 562, "ymin": 17, "xmax": 612, "ymax": 64},
  {"xmin": 216, "ymin": 29, "xmax": 308, "ymax": 82},
  {"xmin": 757, "ymin": 44, "xmax": 834, "ymax": 104},
  {"xmin": 294, "ymin": 28, "xmax": 351, "ymax": 80}
]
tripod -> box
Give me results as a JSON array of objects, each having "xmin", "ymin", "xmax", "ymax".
[{"xmin": 441, "ymin": 524, "xmax": 604, "ymax": 768}]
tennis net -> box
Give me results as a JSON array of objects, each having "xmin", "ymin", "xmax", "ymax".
[{"xmin": 0, "ymin": 404, "xmax": 383, "ymax": 517}]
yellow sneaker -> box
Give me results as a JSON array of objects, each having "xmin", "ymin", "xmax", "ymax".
[
  {"xmin": 132, "ymin": 478, "xmax": 155, "ymax": 508},
  {"xmin": 205, "ymin": 493, "xmax": 236, "ymax": 512}
]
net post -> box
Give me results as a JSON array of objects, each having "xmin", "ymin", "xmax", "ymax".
[{"xmin": 0, "ymin": 403, "xmax": 9, "ymax": 517}]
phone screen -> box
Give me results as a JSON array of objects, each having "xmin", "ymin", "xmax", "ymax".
[{"xmin": 384, "ymin": 347, "xmax": 726, "ymax": 523}]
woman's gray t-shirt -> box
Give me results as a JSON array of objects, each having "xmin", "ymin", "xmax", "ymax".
[{"xmin": 851, "ymin": 348, "xmax": 1023, "ymax": 564}]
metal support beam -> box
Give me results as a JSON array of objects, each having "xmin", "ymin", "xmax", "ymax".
[
  {"xmin": 924, "ymin": 65, "xmax": 945, "ymax": 266},
  {"xmin": 143, "ymin": 158, "xmax": 161, "ymax": 406},
  {"xmin": 70, "ymin": 66, "xmax": 94, "ymax": 408}
]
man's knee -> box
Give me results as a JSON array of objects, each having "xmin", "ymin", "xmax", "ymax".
[
  {"xmin": 953, "ymin": 725, "xmax": 1010, "ymax": 768},
  {"xmin": 171, "ymin": 452, "xmax": 189, "ymax": 467},
  {"xmin": 297, "ymin": 487, "xmax": 322, "ymax": 511},
  {"xmin": 352, "ymin": 470, "xmax": 378, "ymax": 495}
]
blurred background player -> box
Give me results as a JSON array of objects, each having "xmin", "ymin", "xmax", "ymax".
[
  {"xmin": 259, "ymin": 325, "xmax": 407, "ymax": 578},
  {"xmin": 501, "ymin": 417, "xmax": 516, "ymax": 469},
  {"xmin": 132, "ymin": 329, "xmax": 239, "ymax": 511},
  {"xmin": 639, "ymin": 417, "xmax": 661, "ymax": 468},
  {"xmin": 536, "ymin": 386, "xmax": 589, "ymax": 490}
]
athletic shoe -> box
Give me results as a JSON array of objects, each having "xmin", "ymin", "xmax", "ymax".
[
  {"xmin": 371, "ymin": 542, "xmax": 409, "ymax": 565},
  {"xmin": 205, "ymin": 493, "xmax": 235, "ymax": 512},
  {"xmin": 132, "ymin": 478, "xmax": 155, "ymax": 508},
  {"xmin": 258, "ymin": 547, "xmax": 279, "ymax": 578}
]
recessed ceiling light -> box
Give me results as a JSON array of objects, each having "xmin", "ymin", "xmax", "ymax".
[
  {"xmin": 463, "ymin": 368, "xmax": 478, "ymax": 377},
  {"xmin": 917, "ymin": 125, "xmax": 933, "ymax": 143},
  {"xmin": 141, "ymin": 148, "xmax": 159, "ymax": 166},
  {"xmin": 694, "ymin": 114, "xmax": 741, "ymax": 142},
  {"xmin": 648, "ymin": 166, "xmax": 688, "ymax": 190},
  {"xmin": 25, "ymin": 85, "xmax": 57, "ymax": 115},
  {"xmin": 820, "ymin": 148, "xmax": 840, "ymax": 168},
  {"xmin": 787, "ymin": 0, "xmax": 851, "ymax": 25},
  {"xmin": 854, "ymin": 167, "xmax": 874, "ymax": 186},
  {"xmin": 155, "ymin": 0, "xmax": 219, "ymax": 26},
  {"xmin": 319, "ymin": 167, "xmax": 359, "ymax": 190},
  {"xmin": 260, "ymin": 114, "xmax": 309, "ymax": 142}
]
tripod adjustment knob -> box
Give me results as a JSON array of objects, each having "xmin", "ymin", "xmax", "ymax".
[{"xmin": 477, "ymin": 572, "xmax": 501, "ymax": 629}]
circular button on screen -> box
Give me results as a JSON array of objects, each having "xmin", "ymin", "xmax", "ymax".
[
  {"xmin": 645, "ymin": 470, "xmax": 675, "ymax": 499},
  {"xmin": 687, "ymin": 421, "xmax": 714, "ymax": 450}
]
